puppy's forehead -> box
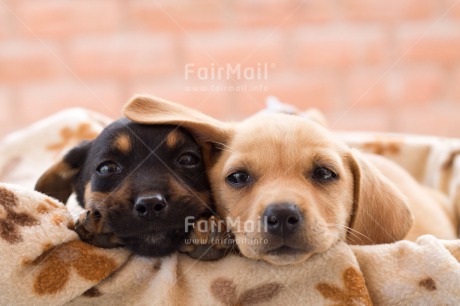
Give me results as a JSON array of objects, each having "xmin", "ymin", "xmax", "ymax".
[
  {"xmin": 90, "ymin": 120, "xmax": 198, "ymax": 162},
  {"xmin": 217, "ymin": 114, "xmax": 349, "ymax": 177},
  {"xmin": 233, "ymin": 114, "xmax": 338, "ymax": 151}
]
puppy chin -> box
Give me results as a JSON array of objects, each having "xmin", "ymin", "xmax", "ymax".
[
  {"xmin": 121, "ymin": 230, "xmax": 185, "ymax": 257},
  {"xmin": 236, "ymin": 234, "xmax": 320, "ymax": 265},
  {"xmin": 261, "ymin": 252, "xmax": 313, "ymax": 266},
  {"xmin": 237, "ymin": 244, "xmax": 314, "ymax": 265}
]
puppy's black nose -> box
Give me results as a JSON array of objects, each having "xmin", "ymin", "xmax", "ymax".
[
  {"xmin": 263, "ymin": 204, "xmax": 302, "ymax": 237},
  {"xmin": 134, "ymin": 194, "xmax": 167, "ymax": 218}
]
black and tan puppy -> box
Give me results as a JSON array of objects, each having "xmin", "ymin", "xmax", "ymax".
[{"xmin": 35, "ymin": 118, "xmax": 215, "ymax": 257}]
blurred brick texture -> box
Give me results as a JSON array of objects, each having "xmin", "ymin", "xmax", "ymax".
[{"xmin": 0, "ymin": 0, "xmax": 460, "ymax": 137}]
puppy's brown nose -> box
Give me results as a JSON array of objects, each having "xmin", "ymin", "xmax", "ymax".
[
  {"xmin": 263, "ymin": 204, "xmax": 302, "ymax": 237},
  {"xmin": 134, "ymin": 194, "xmax": 167, "ymax": 218}
]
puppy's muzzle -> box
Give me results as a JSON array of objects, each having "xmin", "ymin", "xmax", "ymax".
[
  {"xmin": 263, "ymin": 203, "xmax": 302, "ymax": 237},
  {"xmin": 134, "ymin": 194, "xmax": 167, "ymax": 218}
]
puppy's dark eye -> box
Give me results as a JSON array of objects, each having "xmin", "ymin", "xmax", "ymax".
[
  {"xmin": 177, "ymin": 153, "xmax": 200, "ymax": 167},
  {"xmin": 227, "ymin": 171, "xmax": 251, "ymax": 187},
  {"xmin": 97, "ymin": 161, "xmax": 121, "ymax": 175},
  {"xmin": 312, "ymin": 167, "xmax": 337, "ymax": 182}
]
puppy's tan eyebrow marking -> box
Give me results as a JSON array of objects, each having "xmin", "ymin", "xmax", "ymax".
[
  {"xmin": 166, "ymin": 130, "xmax": 183, "ymax": 148},
  {"xmin": 113, "ymin": 134, "xmax": 132, "ymax": 154}
]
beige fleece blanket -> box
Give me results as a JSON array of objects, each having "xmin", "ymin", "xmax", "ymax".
[{"xmin": 1, "ymin": 107, "xmax": 460, "ymax": 305}]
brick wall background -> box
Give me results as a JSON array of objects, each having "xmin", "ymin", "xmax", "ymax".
[{"xmin": 1, "ymin": 0, "xmax": 459, "ymax": 138}]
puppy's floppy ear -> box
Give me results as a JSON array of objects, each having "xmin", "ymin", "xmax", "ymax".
[
  {"xmin": 124, "ymin": 95, "xmax": 234, "ymax": 168},
  {"xmin": 346, "ymin": 150, "xmax": 414, "ymax": 245},
  {"xmin": 123, "ymin": 95, "xmax": 233, "ymax": 144},
  {"xmin": 35, "ymin": 141, "xmax": 92, "ymax": 204}
]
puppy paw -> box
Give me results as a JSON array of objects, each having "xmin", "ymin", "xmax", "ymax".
[
  {"xmin": 75, "ymin": 209, "xmax": 123, "ymax": 249},
  {"xmin": 181, "ymin": 215, "xmax": 235, "ymax": 260}
]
